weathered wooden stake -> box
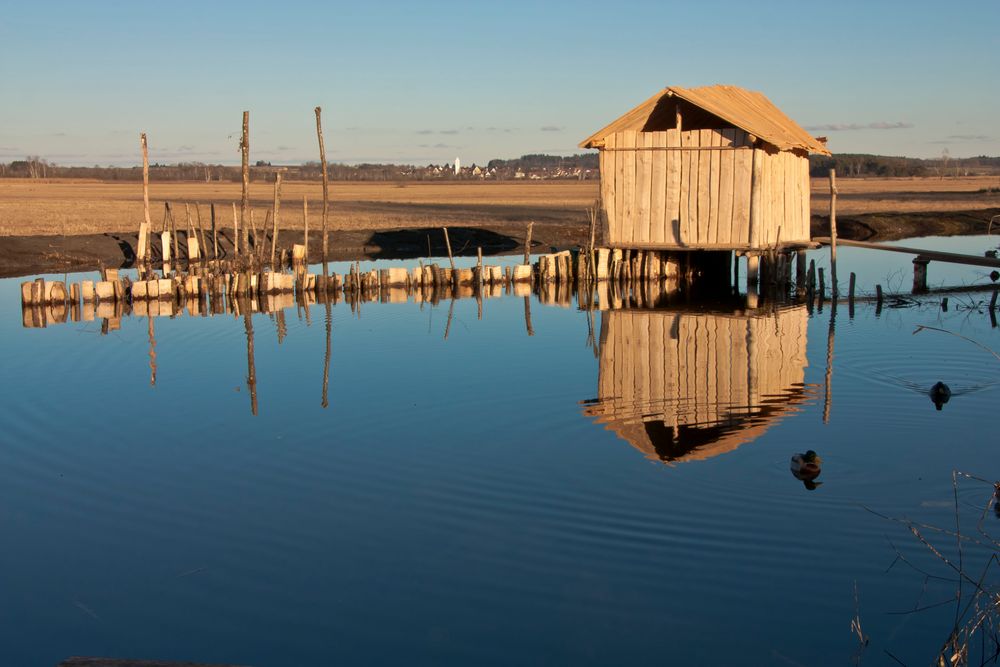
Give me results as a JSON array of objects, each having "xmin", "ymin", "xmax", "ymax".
[
  {"xmin": 270, "ymin": 172, "xmax": 282, "ymax": 268},
  {"xmin": 232, "ymin": 202, "xmax": 240, "ymax": 257},
  {"xmin": 476, "ymin": 246, "xmax": 483, "ymax": 292},
  {"xmin": 302, "ymin": 196, "xmax": 309, "ymax": 262},
  {"xmin": 138, "ymin": 133, "xmax": 152, "ymax": 263},
  {"xmin": 240, "ymin": 111, "xmax": 250, "ymax": 254},
  {"xmin": 315, "ymin": 106, "xmax": 330, "ymax": 266},
  {"xmin": 990, "ymin": 287, "xmax": 999, "ymax": 312},
  {"xmin": 524, "ymin": 221, "xmax": 533, "ymax": 266},
  {"xmin": 875, "ymin": 284, "xmax": 884, "ymax": 316},
  {"xmin": 795, "ymin": 250, "xmax": 807, "ymax": 294},
  {"xmin": 210, "ymin": 203, "xmax": 218, "ymax": 259},
  {"xmin": 442, "ymin": 227, "xmax": 456, "ymax": 272},
  {"xmin": 829, "ymin": 169, "xmax": 839, "ymax": 298},
  {"xmin": 848, "ymin": 272, "xmax": 856, "ymax": 307},
  {"xmin": 912, "ymin": 258, "xmax": 929, "ymax": 293}
]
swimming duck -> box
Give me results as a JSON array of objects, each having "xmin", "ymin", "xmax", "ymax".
[
  {"xmin": 929, "ymin": 381, "xmax": 951, "ymax": 411},
  {"xmin": 790, "ymin": 450, "xmax": 822, "ymax": 479}
]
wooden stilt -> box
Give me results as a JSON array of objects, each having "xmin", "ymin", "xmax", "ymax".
[{"xmin": 912, "ymin": 258, "xmax": 929, "ymax": 293}]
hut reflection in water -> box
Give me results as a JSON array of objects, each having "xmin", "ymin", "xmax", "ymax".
[{"xmin": 582, "ymin": 303, "xmax": 812, "ymax": 463}]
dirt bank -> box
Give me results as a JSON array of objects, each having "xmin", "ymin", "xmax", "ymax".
[{"xmin": 3, "ymin": 208, "xmax": 998, "ymax": 279}]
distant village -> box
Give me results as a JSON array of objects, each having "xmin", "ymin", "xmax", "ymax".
[
  {"xmin": 2, "ymin": 152, "xmax": 998, "ymax": 182},
  {"xmin": 0, "ymin": 154, "xmax": 601, "ymax": 183}
]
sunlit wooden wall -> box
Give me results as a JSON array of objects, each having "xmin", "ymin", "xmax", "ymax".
[{"xmin": 599, "ymin": 130, "xmax": 811, "ymax": 250}]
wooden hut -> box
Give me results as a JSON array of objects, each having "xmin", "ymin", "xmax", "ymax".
[
  {"xmin": 582, "ymin": 304, "xmax": 811, "ymax": 463},
  {"xmin": 580, "ymin": 85, "xmax": 830, "ymax": 253}
]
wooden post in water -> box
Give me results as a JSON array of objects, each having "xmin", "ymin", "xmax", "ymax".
[
  {"xmin": 315, "ymin": 107, "xmax": 330, "ymax": 268},
  {"xmin": 795, "ymin": 250, "xmax": 807, "ymax": 296},
  {"xmin": 875, "ymin": 284, "xmax": 883, "ymax": 316},
  {"xmin": 240, "ymin": 111, "xmax": 250, "ymax": 256},
  {"xmin": 138, "ymin": 133, "xmax": 152, "ymax": 265},
  {"xmin": 829, "ymin": 169, "xmax": 839, "ymax": 298},
  {"xmin": 302, "ymin": 196, "xmax": 309, "ymax": 263},
  {"xmin": 848, "ymin": 272, "xmax": 856, "ymax": 318},
  {"xmin": 990, "ymin": 287, "xmax": 998, "ymax": 312},
  {"xmin": 232, "ymin": 202, "xmax": 240, "ymax": 257},
  {"xmin": 818, "ymin": 267, "xmax": 826, "ymax": 304},
  {"xmin": 442, "ymin": 227, "xmax": 456, "ymax": 278},
  {"xmin": 746, "ymin": 254, "xmax": 759, "ymax": 292},
  {"xmin": 523, "ymin": 296, "xmax": 534, "ymax": 336},
  {"xmin": 195, "ymin": 202, "xmax": 207, "ymax": 260},
  {"xmin": 270, "ymin": 172, "xmax": 282, "ymax": 268},
  {"xmin": 912, "ymin": 258, "xmax": 929, "ymax": 293},
  {"xmin": 210, "ymin": 203, "xmax": 218, "ymax": 259},
  {"xmin": 524, "ymin": 221, "xmax": 533, "ymax": 266}
]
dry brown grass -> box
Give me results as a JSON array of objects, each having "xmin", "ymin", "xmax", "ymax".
[
  {"xmin": 0, "ymin": 179, "xmax": 598, "ymax": 236},
  {"xmin": 810, "ymin": 175, "xmax": 1000, "ymax": 215},
  {"xmin": 0, "ymin": 176, "xmax": 997, "ymax": 237}
]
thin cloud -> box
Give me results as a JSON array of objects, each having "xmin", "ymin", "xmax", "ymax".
[
  {"xmin": 416, "ymin": 129, "xmax": 434, "ymax": 135},
  {"xmin": 540, "ymin": 125, "xmax": 563, "ymax": 132},
  {"xmin": 438, "ymin": 129, "xmax": 459, "ymax": 135},
  {"xmin": 948, "ymin": 134, "xmax": 991, "ymax": 141},
  {"xmin": 804, "ymin": 121, "xmax": 914, "ymax": 131}
]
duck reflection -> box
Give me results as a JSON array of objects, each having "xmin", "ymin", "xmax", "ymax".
[{"xmin": 582, "ymin": 300, "xmax": 812, "ymax": 464}]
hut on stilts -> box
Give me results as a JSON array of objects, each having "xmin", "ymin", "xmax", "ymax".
[{"xmin": 580, "ymin": 85, "xmax": 830, "ymax": 291}]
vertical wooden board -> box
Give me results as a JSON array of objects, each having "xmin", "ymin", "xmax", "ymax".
[
  {"xmin": 709, "ymin": 130, "xmax": 722, "ymax": 245},
  {"xmin": 694, "ymin": 317, "xmax": 709, "ymax": 426},
  {"xmin": 636, "ymin": 133, "xmax": 652, "ymax": 246},
  {"xmin": 697, "ymin": 129, "xmax": 713, "ymax": 246},
  {"xmin": 801, "ymin": 157, "xmax": 812, "ymax": 241},
  {"xmin": 607, "ymin": 133, "xmax": 619, "ymax": 246},
  {"xmin": 637, "ymin": 312, "xmax": 651, "ymax": 416},
  {"xmin": 665, "ymin": 129, "xmax": 682, "ymax": 245},
  {"xmin": 622, "ymin": 313, "xmax": 636, "ymax": 414},
  {"xmin": 770, "ymin": 151, "xmax": 788, "ymax": 245},
  {"xmin": 680, "ymin": 131, "xmax": 697, "ymax": 244},
  {"xmin": 788, "ymin": 153, "xmax": 800, "ymax": 242},
  {"xmin": 621, "ymin": 132, "xmax": 637, "ymax": 246},
  {"xmin": 732, "ymin": 133, "xmax": 752, "ymax": 247},
  {"xmin": 598, "ymin": 313, "xmax": 614, "ymax": 399},
  {"xmin": 648, "ymin": 313, "xmax": 664, "ymax": 413},
  {"xmin": 599, "ymin": 149, "xmax": 611, "ymax": 243},
  {"xmin": 717, "ymin": 129, "xmax": 736, "ymax": 245},
  {"xmin": 750, "ymin": 148, "xmax": 767, "ymax": 248},
  {"xmin": 649, "ymin": 132, "xmax": 667, "ymax": 245},
  {"xmin": 704, "ymin": 315, "xmax": 718, "ymax": 426}
]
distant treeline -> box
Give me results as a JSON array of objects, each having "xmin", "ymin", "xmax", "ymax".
[
  {"xmin": 2, "ymin": 152, "xmax": 997, "ymax": 182},
  {"xmin": 808, "ymin": 154, "xmax": 1000, "ymax": 178},
  {"xmin": 0, "ymin": 154, "xmax": 597, "ymax": 182}
]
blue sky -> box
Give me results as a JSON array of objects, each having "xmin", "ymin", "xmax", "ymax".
[{"xmin": 1, "ymin": 0, "xmax": 997, "ymax": 166}]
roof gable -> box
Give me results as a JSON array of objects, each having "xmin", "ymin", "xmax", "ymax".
[{"xmin": 580, "ymin": 85, "xmax": 830, "ymax": 155}]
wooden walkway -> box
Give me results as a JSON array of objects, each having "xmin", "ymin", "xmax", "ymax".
[{"xmin": 813, "ymin": 237, "xmax": 1000, "ymax": 269}]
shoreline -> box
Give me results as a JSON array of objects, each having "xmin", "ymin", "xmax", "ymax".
[{"xmin": 1, "ymin": 208, "xmax": 997, "ymax": 279}]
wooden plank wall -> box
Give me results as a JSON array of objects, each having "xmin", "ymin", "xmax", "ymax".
[
  {"xmin": 600, "ymin": 131, "xmax": 809, "ymax": 249},
  {"xmin": 589, "ymin": 306, "xmax": 808, "ymax": 457}
]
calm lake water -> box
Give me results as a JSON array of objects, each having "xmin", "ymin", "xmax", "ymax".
[{"xmin": 2, "ymin": 235, "xmax": 999, "ymax": 666}]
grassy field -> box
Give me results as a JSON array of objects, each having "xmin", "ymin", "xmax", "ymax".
[{"xmin": 0, "ymin": 176, "xmax": 998, "ymax": 237}]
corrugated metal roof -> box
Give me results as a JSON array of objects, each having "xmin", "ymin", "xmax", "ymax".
[{"xmin": 579, "ymin": 85, "xmax": 830, "ymax": 155}]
